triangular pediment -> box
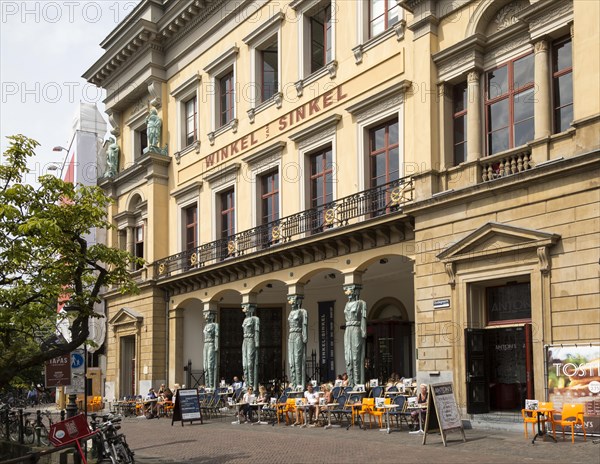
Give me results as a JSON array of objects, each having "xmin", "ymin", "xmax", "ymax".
[
  {"xmin": 108, "ymin": 307, "xmax": 143, "ymax": 326},
  {"xmin": 437, "ymin": 222, "xmax": 560, "ymax": 262}
]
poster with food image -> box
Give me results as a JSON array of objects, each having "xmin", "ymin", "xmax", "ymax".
[{"xmin": 546, "ymin": 345, "xmax": 600, "ymax": 435}]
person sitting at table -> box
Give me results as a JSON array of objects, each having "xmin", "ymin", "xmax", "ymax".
[
  {"xmin": 411, "ymin": 384, "xmax": 428, "ymax": 429},
  {"xmin": 144, "ymin": 387, "xmax": 158, "ymax": 418},
  {"xmin": 232, "ymin": 376, "xmax": 243, "ymax": 390},
  {"xmin": 239, "ymin": 386, "xmax": 256, "ymax": 423},
  {"xmin": 257, "ymin": 385, "xmax": 269, "ymax": 404},
  {"xmin": 341, "ymin": 373, "xmax": 349, "ymax": 387},
  {"xmin": 314, "ymin": 384, "xmax": 333, "ymax": 426},
  {"xmin": 303, "ymin": 383, "xmax": 319, "ymax": 426}
]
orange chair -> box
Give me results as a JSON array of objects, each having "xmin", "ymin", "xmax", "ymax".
[
  {"xmin": 368, "ymin": 398, "xmax": 390, "ymax": 428},
  {"xmin": 521, "ymin": 408, "xmax": 544, "ymax": 439},
  {"xmin": 276, "ymin": 397, "xmax": 297, "ymax": 425},
  {"xmin": 552, "ymin": 403, "xmax": 586, "ymax": 443},
  {"xmin": 356, "ymin": 398, "xmax": 373, "ymax": 428}
]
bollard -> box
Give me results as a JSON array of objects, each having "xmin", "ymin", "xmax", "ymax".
[{"xmin": 36, "ymin": 410, "xmax": 42, "ymax": 446}]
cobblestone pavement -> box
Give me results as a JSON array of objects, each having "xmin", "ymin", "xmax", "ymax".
[{"xmin": 117, "ymin": 414, "xmax": 599, "ymax": 464}]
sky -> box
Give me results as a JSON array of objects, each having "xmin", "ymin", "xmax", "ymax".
[{"xmin": 0, "ymin": 1, "xmax": 142, "ymax": 184}]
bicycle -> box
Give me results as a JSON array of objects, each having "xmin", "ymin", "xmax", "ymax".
[{"xmin": 90, "ymin": 413, "xmax": 135, "ymax": 464}]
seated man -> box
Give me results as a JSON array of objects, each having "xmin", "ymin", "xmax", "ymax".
[
  {"xmin": 144, "ymin": 387, "xmax": 158, "ymax": 418},
  {"xmin": 303, "ymin": 383, "xmax": 319, "ymax": 427}
]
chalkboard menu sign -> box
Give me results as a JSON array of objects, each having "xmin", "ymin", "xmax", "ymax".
[
  {"xmin": 171, "ymin": 389, "xmax": 203, "ymax": 427},
  {"xmin": 423, "ymin": 383, "xmax": 466, "ymax": 447}
]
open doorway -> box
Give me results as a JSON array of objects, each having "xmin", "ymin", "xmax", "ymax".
[{"xmin": 119, "ymin": 335, "xmax": 136, "ymax": 397}]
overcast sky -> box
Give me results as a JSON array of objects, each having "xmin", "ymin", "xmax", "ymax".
[{"xmin": 0, "ymin": 1, "xmax": 141, "ymax": 183}]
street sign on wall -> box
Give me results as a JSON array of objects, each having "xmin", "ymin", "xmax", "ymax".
[{"xmin": 45, "ymin": 355, "xmax": 71, "ymax": 387}]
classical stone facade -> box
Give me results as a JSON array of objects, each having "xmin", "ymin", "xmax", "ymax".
[{"xmin": 85, "ymin": 0, "xmax": 598, "ymax": 420}]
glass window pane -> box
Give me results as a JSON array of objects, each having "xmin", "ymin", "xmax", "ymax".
[
  {"xmin": 388, "ymin": 5, "xmax": 400, "ymax": 26},
  {"xmin": 514, "ymin": 119, "xmax": 534, "ymax": 147},
  {"xmin": 489, "ymin": 128, "xmax": 509, "ymax": 155},
  {"xmin": 389, "ymin": 121, "xmax": 399, "ymax": 144},
  {"xmin": 513, "ymin": 53, "xmax": 534, "ymax": 89},
  {"xmin": 454, "ymin": 143, "xmax": 467, "ymax": 165},
  {"xmin": 372, "ymin": 126, "xmax": 385, "ymax": 151},
  {"xmin": 555, "ymin": 73, "xmax": 573, "ymax": 107},
  {"xmin": 488, "ymin": 99, "xmax": 509, "ymax": 131},
  {"xmin": 487, "ymin": 65, "xmax": 508, "ymax": 98},
  {"xmin": 555, "ymin": 106, "xmax": 573, "ymax": 133},
  {"xmin": 389, "ymin": 148, "xmax": 399, "ymax": 180},
  {"xmin": 454, "ymin": 115, "xmax": 467, "ymax": 144},
  {"xmin": 371, "ymin": 17, "xmax": 385, "ymax": 37},
  {"xmin": 453, "ymin": 82, "xmax": 468, "ymax": 113},
  {"xmin": 372, "ymin": 0, "xmax": 385, "ymax": 18},
  {"xmin": 554, "ymin": 39, "xmax": 572, "ymax": 72},
  {"xmin": 514, "ymin": 88, "xmax": 534, "ymax": 122}
]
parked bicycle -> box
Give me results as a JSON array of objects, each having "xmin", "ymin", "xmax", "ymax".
[{"xmin": 90, "ymin": 413, "xmax": 135, "ymax": 464}]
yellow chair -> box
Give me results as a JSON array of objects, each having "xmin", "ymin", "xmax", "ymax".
[
  {"xmin": 552, "ymin": 403, "xmax": 586, "ymax": 443},
  {"xmin": 276, "ymin": 398, "xmax": 297, "ymax": 425},
  {"xmin": 356, "ymin": 398, "xmax": 373, "ymax": 428}
]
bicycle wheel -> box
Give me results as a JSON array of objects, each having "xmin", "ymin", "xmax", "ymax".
[
  {"xmin": 37, "ymin": 424, "xmax": 49, "ymax": 446},
  {"xmin": 115, "ymin": 442, "xmax": 135, "ymax": 464},
  {"xmin": 23, "ymin": 424, "xmax": 35, "ymax": 444},
  {"xmin": 8, "ymin": 422, "xmax": 19, "ymax": 442}
]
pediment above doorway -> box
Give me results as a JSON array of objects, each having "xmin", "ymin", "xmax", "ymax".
[
  {"xmin": 108, "ymin": 307, "xmax": 144, "ymax": 328},
  {"xmin": 437, "ymin": 222, "xmax": 560, "ymax": 284}
]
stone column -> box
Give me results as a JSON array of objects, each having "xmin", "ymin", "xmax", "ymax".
[
  {"xmin": 534, "ymin": 39, "xmax": 551, "ymax": 139},
  {"xmin": 467, "ymin": 70, "xmax": 482, "ymax": 162}
]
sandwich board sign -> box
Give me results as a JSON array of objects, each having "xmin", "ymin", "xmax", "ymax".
[
  {"xmin": 171, "ymin": 388, "xmax": 203, "ymax": 426},
  {"xmin": 422, "ymin": 382, "xmax": 466, "ymax": 446}
]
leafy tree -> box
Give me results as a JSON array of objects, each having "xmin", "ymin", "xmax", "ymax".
[{"xmin": 0, "ymin": 135, "xmax": 141, "ymax": 389}]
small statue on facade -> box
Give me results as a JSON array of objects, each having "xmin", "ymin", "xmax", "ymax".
[
  {"xmin": 343, "ymin": 284, "xmax": 367, "ymax": 387},
  {"xmin": 144, "ymin": 105, "xmax": 168, "ymax": 156},
  {"xmin": 287, "ymin": 295, "xmax": 308, "ymax": 388},
  {"xmin": 241, "ymin": 304, "xmax": 260, "ymax": 391},
  {"xmin": 203, "ymin": 310, "xmax": 219, "ymax": 390},
  {"xmin": 104, "ymin": 137, "xmax": 120, "ymax": 178}
]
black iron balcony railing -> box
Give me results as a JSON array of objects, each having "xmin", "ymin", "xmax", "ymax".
[{"xmin": 154, "ymin": 176, "xmax": 413, "ymax": 279}]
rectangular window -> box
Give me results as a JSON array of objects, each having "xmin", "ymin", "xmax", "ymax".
[
  {"xmin": 453, "ymin": 82, "xmax": 468, "ymax": 165},
  {"xmin": 552, "ymin": 37, "xmax": 573, "ymax": 133},
  {"xmin": 369, "ymin": 119, "xmax": 399, "ymax": 188},
  {"xmin": 486, "ymin": 282, "xmax": 531, "ymax": 325},
  {"xmin": 310, "ymin": 147, "xmax": 333, "ymax": 232},
  {"xmin": 220, "ymin": 188, "xmax": 235, "ymax": 239},
  {"xmin": 260, "ymin": 42, "xmax": 279, "ymax": 102},
  {"xmin": 260, "ymin": 170, "xmax": 279, "ymax": 226},
  {"xmin": 369, "ymin": 0, "xmax": 400, "ymax": 38},
  {"xmin": 219, "ymin": 71, "xmax": 235, "ymax": 127},
  {"xmin": 485, "ymin": 53, "xmax": 534, "ymax": 155},
  {"xmin": 137, "ymin": 129, "xmax": 147, "ymax": 158},
  {"xmin": 134, "ymin": 225, "xmax": 144, "ymax": 270},
  {"xmin": 310, "ymin": 4, "xmax": 332, "ymax": 74},
  {"xmin": 184, "ymin": 205, "xmax": 197, "ymax": 251},
  {"xmin": 185, "ymin": 97, "xmax": 198, "ymax": 146}
]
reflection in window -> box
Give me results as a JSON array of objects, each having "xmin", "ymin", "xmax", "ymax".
[
  {"xmin": 369, "ymin": 0, "xmax": 400, "ymax": 38},
  {"xmin": 485, "ymin": 53, "xmax": 534, "ymax": 155},
  {"xmin": 260, "ymin": 42, "xmax": 279, "ymax": 102},
  {"xmin": 310, "ymin": 4, "xmax": 332, "ymax": 73},
  {"xmin": 552, "ymin": 37, "xmax": 573, "ymax": 133},
  {"xmin": 453, "ymin": 82, "xmax": 468, "ymax": 165},
  {"xmin": 185, "ymin": 97, "xmax": 197, "ymax": 146}
]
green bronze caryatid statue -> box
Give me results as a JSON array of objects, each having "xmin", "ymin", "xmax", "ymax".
[
  {"xmin": 144, "ymin": 106, "xmax": 168, "ymax": 156},
  {"xmin": 241, "ymin": 304, "xmax": 260, "ymax": 390},
  {"xmin": 203, "ymin": 310, "xmax": 219, "ymax": 390},
  {"xmin": 343, "ymin": 284, "xmax": 367, "ymax": 387},
  {"xmin": 287, "ymin": 295, "xmax": 308, "ymax": 389},
  {"xmin": 105, "ymin": 137, "xmax": 119, "ymax": 178}
]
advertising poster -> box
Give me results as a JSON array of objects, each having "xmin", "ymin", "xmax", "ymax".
[{"xmin": 546, "ymin": 345, "xmax": 600, "ymax": 435}]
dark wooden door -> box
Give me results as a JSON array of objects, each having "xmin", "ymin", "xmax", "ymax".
[{"xmin": 465, "ymin": 328, "xmax": 490, "ymax": 414}]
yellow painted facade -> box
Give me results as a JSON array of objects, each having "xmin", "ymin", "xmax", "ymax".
[{"xmin": 85, "ymin": 0, "xmax": 599, "ymax": 417}]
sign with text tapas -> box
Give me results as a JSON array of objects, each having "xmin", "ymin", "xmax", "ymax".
[{"xmin": 45, "ymin": 355, "xmax": 71, "ymax": 388}]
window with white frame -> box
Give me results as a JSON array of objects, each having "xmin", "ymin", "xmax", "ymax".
[
  {"xmin": 170, "ymin": 73, "xmax": 201, "ymax": 152},
  {"xmin": 551, "ymin": 36, "xmax": 573, "ymax": 134},
  {"xmin": 243, "ymin": 12, "xmax": 284, "ymax": 118},
  {"xmin": 369, "ymin": 0, "xmax": 400, "ymax": 38},
  {"xmin": 204, "ymin": 47, "xmax": 238, "ymax": 136},
  {"xmin": 291, "ymin": 0, "xmax": 336, "ymax": 80}
]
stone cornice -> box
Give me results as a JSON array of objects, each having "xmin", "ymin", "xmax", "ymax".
[{"xmin": 288, "ymin": 114, "xmax": 342, "ymax": 143}]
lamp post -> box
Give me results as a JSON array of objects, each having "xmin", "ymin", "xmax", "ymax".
[{"xmin": 47, "ymin": 145, "xmax": 70, "ymax": 179}]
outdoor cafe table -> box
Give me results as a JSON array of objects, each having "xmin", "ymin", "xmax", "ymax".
[
  {"xmin": 527, "ymin": 407, "xmax": 557, "ymax": 444},
  {"xmin": 407, "ymin": 405, "xmax": 427, "ymax": 434},
  {"xmin": 377, "ymin": 403, "xmax": 399, "ymax": 434}
]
